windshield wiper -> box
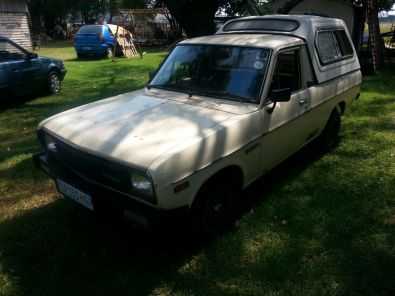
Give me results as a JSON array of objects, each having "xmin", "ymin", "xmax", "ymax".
[
  {"xmin": 148, "ymin": 84, "xmax": 197, "ymax": 97},
  {"xmin": 196, "ymin": 90, "xmax": 257, "ymax": 104},
  {"xmin": 148, "ymin": 86, "xmax": 257, "ymax": 104}
]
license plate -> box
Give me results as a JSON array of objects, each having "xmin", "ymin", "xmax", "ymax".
[
  {"xmin": 82, "ymin": 47, "xmax": 92, "ymax": 50},
  {"xmin": 57, "ymin": 179, "xmax": 94, "ymax": 210}
]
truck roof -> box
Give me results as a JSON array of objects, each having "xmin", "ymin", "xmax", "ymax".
[
  {"xmin": 179, "ymin": 34, "xmax": 303, "ymax": 50},
  {"xmin": 216, "ymin": 15, "xmax": 348, "ymax": 41}
]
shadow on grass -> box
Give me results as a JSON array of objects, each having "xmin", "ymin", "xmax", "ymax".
[
  {"xmin": 0, "ymin": 93, "xmax": 52, "ymax": 112},
  {"xmin": 37, "ymin": 41, "xmax": 74, "ymax": 49},
  {"xmin": 1, "ymin": 133, "xmax": 394, "ymax": 295},
  {"xmin": 0, "ymin": 198, "xmax": 205, "ymax": 295}
]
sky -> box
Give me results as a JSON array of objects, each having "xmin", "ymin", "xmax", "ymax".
[{"xmin": 379, "ymin": 4, "xmax": 395, "ymax": 17}]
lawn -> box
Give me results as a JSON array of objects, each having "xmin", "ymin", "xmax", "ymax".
[{"xmin": 0, "ymin": 42, "xmax": 394, "ymax": 296}]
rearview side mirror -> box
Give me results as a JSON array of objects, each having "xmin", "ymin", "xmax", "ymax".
[
  {"xmin": 270, "ymin": 88, "xmax": 291, "ymax": 102},
  {"xmin": 26, "ymin": 52, "xmax": 38, "ymax": 60}
]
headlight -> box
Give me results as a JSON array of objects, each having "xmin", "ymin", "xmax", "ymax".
[{"xmin": 130, "ymin": 172, "xmax": 154, "ymax": 197}]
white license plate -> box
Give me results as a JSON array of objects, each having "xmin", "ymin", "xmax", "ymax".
[
  {"xmin": 82, "ymin": 47, "xmax": 92, "ymax": 50},
  {"xmin": 57, "ymin": 179, "xmax": 94, "ymax": 211}
]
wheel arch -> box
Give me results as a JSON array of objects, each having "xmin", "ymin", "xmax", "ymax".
[
  {"xmin": 338, "ymin": 101, "xmax": 346, "ymax": 115},
  {"xmin": 47, "ymin": 64, "xmax": 60, "ymax": 75},
  {"xmin": 191, "ymin": 164, "xmax": 244, "ymax": 208}
]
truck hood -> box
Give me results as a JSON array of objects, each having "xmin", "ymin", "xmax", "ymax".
[{"xmin": 40, "ymin": 89, "xmax": 254, "ymax": 168}]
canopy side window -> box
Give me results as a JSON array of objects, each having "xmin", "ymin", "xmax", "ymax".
[{"xmin": 316, "ymin": 29, "xmax": 354, "ymax": 65}]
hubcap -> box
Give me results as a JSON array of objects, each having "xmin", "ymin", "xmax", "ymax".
[{"xmin": 50, "ymin": 74, "xmax": 60, "ymax": 94}]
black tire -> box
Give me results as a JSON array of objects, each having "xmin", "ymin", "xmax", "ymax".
[
  {"xmin": 47, "ymin": 71, "xmax": 61, "ymax": 95},
  {"xmin": 318, "ymin": 108, "xmax": 341, "ymax": 151},
  {"xmin": 191, "ymin": 179, "xmax": 239, "ymax": 235}
]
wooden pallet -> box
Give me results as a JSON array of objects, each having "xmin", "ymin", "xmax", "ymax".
[{"xmin": 107, "ymin": 24, "xmax": 139, "ymax": 58}]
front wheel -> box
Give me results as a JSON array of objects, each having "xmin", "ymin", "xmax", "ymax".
[
  {"xmin": 191, "ymin": 181, "xmax": 238, "ymax": 236},
  {"xmin": 48, "ymin": 71, "xmax": 61, "ymax": 95}
]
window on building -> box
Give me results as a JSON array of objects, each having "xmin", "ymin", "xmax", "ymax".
[{"xmin": 0, "ymin": 40, "xmax": 26, "ymax": 61}]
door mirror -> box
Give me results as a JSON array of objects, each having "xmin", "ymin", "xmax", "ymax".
[
  {"xmin": 26, "ymin": 52, "xmax": 38, "ymax": 60},
  {"xmin": 270, "ymin": 88, "xmax": 291, "ymax": 102}
]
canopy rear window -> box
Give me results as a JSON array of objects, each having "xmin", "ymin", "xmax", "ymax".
[{"xmin": 223, "ymin": 19, "xmax": 300, "ymax": 32}]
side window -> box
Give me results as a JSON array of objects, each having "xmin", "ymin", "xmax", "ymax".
[
  {"xmin": 300, "ymin": 46, "xmax": 315, "ymax": 88},
  {"xmin": 316, "ymin": 30, "xmax": 354, "ymax": 65},
  {"xmin": 334, "ymin": 30, "xmax": 353, "ymax": 56},
  {"xmin": 316, "ymin": 31, "xmax": 341, "ymax": 64},
  {"xmin": 0, "ymin": 41, "xmax": 26, "ymax": 61},
  {"xmin": 271, "ymin": 49, "xmax": 301, "ymax": 93}
]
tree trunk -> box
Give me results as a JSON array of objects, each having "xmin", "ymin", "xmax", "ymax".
[
  {"xmin": 352, "ymin": 5, "xmax": 366, "ymax": 53},
  {"xmin": 366, "ymin": 0, "xmax": 384, "ymax": 72},
  {"xmin": 277, "ymin": 0, "xmax": 304, "ymax": 13}
]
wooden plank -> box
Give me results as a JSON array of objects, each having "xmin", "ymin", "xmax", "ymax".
[{"xmin": 107, "ymin": 24, "xmax": 139, "ymax": 58}]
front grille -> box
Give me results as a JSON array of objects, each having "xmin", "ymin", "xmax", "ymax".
[{"xmin": 50, "ymin": 137, "xmax": 131, "ymax": 194}]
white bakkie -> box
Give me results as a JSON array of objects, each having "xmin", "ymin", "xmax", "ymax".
[{"xmin": 35, "ymin": 15, "xmax": 362, "ymax": 232}]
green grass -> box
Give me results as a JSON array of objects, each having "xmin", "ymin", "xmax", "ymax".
[{"xmin": 0, "ymin": 42, "xmax": 395, "ymax": 296}]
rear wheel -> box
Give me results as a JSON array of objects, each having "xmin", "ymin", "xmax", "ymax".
[
  {"xmin": 317, "ymin": 108, "xmax": 341, "ymax": 151},
  {"xmin": 191, "ymin": 180, "xmax": 239, "ymax": 235},
  {"xmin": 48, "ymin": 71, "xmax": 61, "ymax": 95}
]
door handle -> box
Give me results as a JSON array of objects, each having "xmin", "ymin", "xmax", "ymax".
[{"xmin": 299, "ymin": 98, "xmax": 307, "ymax": 105}]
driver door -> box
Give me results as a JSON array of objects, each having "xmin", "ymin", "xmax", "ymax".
[
  {"xmin": 2, "ymin": 40, "xmax": 40, "ymax": 96},
  {"xmin": 259, "ymin": 47, "xmax": 314, "ymax": 171}
]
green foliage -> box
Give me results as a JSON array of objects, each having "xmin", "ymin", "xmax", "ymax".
[
  {"xmin": 159, "ymin": 0, "xmax": 273, "ymax": 36},
  {"xmin": 377, "ymin": 0, "xmax": 395, "ymax": 10},
  {"xmin": 223, "ymin": 0, "xmax": 273, "ymax": 16},
  {"xmin": 121, "ymin": 0, "xmax": 147, "ymax": 8}
]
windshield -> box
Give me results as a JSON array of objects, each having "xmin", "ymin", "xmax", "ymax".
[{"xmin": 149, "ymin": 44, "xmax": 271, "ymax": 103}]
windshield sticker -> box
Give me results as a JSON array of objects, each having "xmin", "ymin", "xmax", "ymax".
[{"xmin": 254, "ymin": 61, "xmax": 264, "ymax": 70}]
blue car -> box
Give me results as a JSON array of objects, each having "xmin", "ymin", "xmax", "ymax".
[
  {"xmin": 0, "ymin": 36, "xmax": 66, "ymax": 98},
  {"xmin": 74, "ymin": 25, "xmax": 116, "ymax": 58}
]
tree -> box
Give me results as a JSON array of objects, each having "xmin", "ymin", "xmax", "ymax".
[
  {"xmin": 157, "ymin": 0, "xmax": 269, "ymax": 37},
  {"xmin": 223, "ymin": 0, "xmax": 272, "ymax": 16},
  {"xmin": 352, "ymin": 0, "xmax": 394, "ymax": 71},
  {"xmin": 159, "ymin": 0, "xmax": 221, "ymax": 37},
  {"xmin": 366, "ymin": 0, "xmax": 384, "ymax": 71}
]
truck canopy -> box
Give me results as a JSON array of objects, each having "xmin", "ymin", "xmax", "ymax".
[{"xmin": 216, "ymin": 15, "xmax": 361, "ymax": 84}]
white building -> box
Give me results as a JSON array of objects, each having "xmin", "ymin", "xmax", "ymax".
[{"xmin": 0, "ymin": 0, "xmax": 32, "ymax": 50}]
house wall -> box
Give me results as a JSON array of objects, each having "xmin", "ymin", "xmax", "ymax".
[
  {"xmin": 0, "ymin": 0, "xmax": 32, "ymax": 50},
  {"xmin": 272, "ymin": 0, "xmax": 355, "ymax": 33}
]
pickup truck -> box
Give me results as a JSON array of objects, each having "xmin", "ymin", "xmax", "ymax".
[{"xmin": 34, "ymin": 15, "xmax": 362, "ymax": 233}]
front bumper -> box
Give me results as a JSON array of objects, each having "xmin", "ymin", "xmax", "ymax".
[{"xmin": 33, "ymin": 152, "xmax": 188, "ymax": 229}]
